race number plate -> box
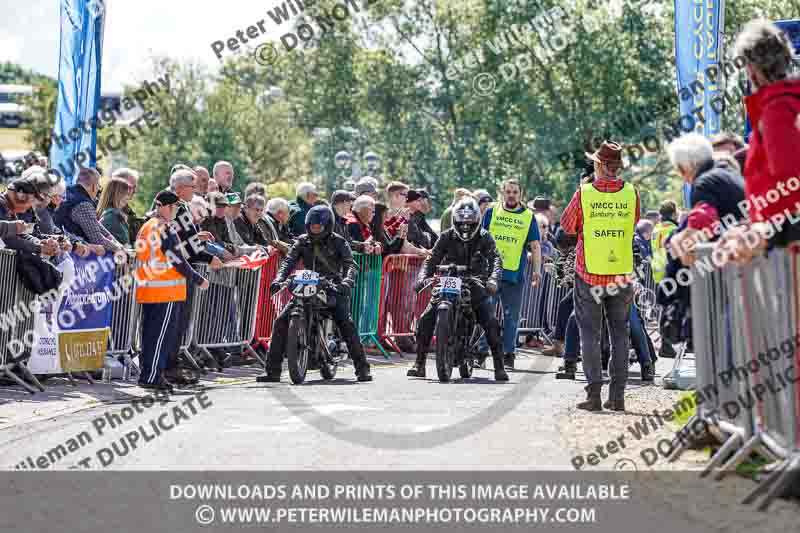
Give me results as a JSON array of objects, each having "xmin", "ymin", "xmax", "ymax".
[
  {"xmin": 293, "ymin": 283, "xmax": 318, "ymax": 297},
  {"xmin": 294, "ymin": 270, "xmax": 320, "ymax": 285},
  {"xmin": 440, "ymin": 276, "xmax": 462, "ymax": 295}
]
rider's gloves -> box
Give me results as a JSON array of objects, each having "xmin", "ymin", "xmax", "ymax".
[
  {"xmin": 486, "ymin": 279, "xmax": 499, "ymax": 295},
  {"xmin": 336, "ymin": 282, "xmax": 352, "ymax": 298},
  {"xmin": 270, "ymin": 280, "xmax": 284, "ymax": 296}
]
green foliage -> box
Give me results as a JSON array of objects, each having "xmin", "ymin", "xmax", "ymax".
[
  {"xmin": 0, "ymin": 62, "xmax": 53, "ymax": 86},
  {"xmin": 123, "ymin": 57, "xmax": 313, "ymax": 213}
]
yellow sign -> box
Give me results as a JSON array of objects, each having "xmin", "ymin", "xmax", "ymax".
[{"xmin": 58, "ymin": 329, "xmax": 108, "ymax": 372}]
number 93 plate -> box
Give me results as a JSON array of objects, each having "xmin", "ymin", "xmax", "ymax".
[
  {"xmin": 294, "ymin": 270, "xmax": 320, "ymax": 284},
  {"xmin": 440, "ymin": 276, "xmax": 462, "ymax": 295}
]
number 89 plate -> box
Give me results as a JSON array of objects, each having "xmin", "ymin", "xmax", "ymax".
[{"xmin": 440, "ymin": 276, "xmax": 462, "ymax": 295}]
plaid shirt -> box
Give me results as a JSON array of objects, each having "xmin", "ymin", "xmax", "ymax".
[
  {"xmin": 72, "ymin": 202, "xmax": 122, "ymax": 252},
  {"xmin": 560, "ymin": 177, "xmax": 641, "ymax": 287}
]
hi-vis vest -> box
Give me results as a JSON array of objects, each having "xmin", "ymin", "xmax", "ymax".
[
  {"xmin": 488, "ymin": 203, "xmax": 533, "ymax": 272},
  {"xmin": 650, "ymin": 221, "xmax": 677, "ymax": 283},
  {"xmin": 135, "ymin": 218, "xmax": 187, "ymax": 304},
  {"xmin": 580, "ymin": 183, "xmax": 636, "ymax": 275}
]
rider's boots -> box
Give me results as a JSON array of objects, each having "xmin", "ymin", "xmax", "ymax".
[
  {"xmin": 407, "ymin": 353, "xmax": 427, "ymax": 378},
  {"xmin": 493, "ymin": 355, "xmax": 509, "ymax": 381}
]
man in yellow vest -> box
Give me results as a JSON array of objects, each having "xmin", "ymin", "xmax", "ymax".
[
  {"xmin": 650, "ymin": 200, "xmax": 679, "ymax": 360},
  {"xmin": 650, "ymin": 200, "xmax": 678, "ymax": 284},
  {"xmin": 560, "ymin": 141, "xmax": 640, "ymax": 412},
  {"xmin": 483, "ymin": 178, "xmax": 542, "ymax": 369},
  {"xmin": 135, "ymin": 190, "xmax": 209, "ymax": 392}
]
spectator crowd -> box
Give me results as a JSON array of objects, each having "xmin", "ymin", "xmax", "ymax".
[{"xmin": 0, "ymin": 18, "xmax": 796, "ymax": 407}]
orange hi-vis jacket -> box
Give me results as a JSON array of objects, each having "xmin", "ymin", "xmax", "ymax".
[{"xmin": 135, "ymin": 218, "xmax": 187, "ymax": 304}]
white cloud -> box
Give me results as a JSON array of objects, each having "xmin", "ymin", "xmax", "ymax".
[
  {"xmin": 0, "ymin": 32, "xmax": 22, "ymax": 64},
  {"xmin": 3, "ymin": 0, "xmax": 291, "ymax": 90}
]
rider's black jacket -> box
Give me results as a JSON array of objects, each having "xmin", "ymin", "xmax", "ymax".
[
  {"xmin": 276, "ymin": 233, "xmax": 358, "ymax": 288},
  {"xmin": 418, "ymin": 227, "xmax": 503, "ymax": 285}
]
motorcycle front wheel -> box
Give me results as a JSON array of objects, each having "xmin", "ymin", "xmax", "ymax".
[
  {"xmin": 287, "ymin": 316, "xmax": 309, "ymax": 384},
  {"xmin": 435, "ymin": 307, "xmax": 455, "ymax": 382}
]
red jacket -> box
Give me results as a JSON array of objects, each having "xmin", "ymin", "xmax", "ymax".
[{"xmin": 743, "ymin": 79, "xmax": 800, "ymax": 222}]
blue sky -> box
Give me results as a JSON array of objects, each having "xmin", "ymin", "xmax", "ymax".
[{"xmin": 1, "ymin": 0, "xmax": 290, "ymax": 91}]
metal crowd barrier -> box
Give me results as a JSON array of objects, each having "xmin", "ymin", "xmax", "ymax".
[
  {"xmin": 351, "ymin": 253, "xmax": 386, "ymax": 356},
  {"xmin": 0, "ymin": 249, "xmax": 44, "ymax": 393},
  {"xmin": 517, "ymin": 261, "xmax": 569, "ymax": 345},
  {"xmin": 108, "ymin": 252, "xmax": 139, "ymax": 376},
  {"xmin": 252, "ymin": 254, "xmax": 296, "ymax": 358},
  {"xmin": 668, "ymin": 243, "xmax": 800, "ymax": 510},
  {"xmin": 377, "ymin": 254, "xmax": 431, "ymax": 354},
  {"xmin": 189, "ymin": 263, "xmax": 264, "ymax": 369}
]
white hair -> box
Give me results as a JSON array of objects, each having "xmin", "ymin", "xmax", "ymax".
[
  {"xmin": 21, "ymin": 165, "xmax": 46, "ymax": 180},
  {"xmin": 534, "ymin": 213, "xmax": 549, "ymax": 229},
  {"xmin": 667, "ymin": 133, "xmax": 714, "ymax": 174},
  {"xmin": 296, "ymin": 181, "xmax": 317, "ymax": 198},
  {"xmin": 170, "ymin": 169, "xmax": 195, "ymax": 189},
  {"xmin": 112, "ymin": 167, "xmax": 140, "ymax": 182},
  {"xmin": 352, "ymin": 194, "xmax": 376, "ymax": 213},
  {"xmin": 266, "ymin": 197, "xmax": 289, "ymax": 215},
  {"xmin": 212, "ymin": 161, "xmax": 233, "ymax": 177}
]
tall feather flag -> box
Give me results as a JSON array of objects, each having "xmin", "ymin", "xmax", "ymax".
[
  {"xmin": 674, "ymin": 0, "xmax": 724, "ymax": 207},
  {"xmin": 49, "ymin": 0, "xmax": 106, "ymax": 185}
]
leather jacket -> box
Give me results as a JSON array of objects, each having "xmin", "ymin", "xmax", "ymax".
[
  {"xmin": 419, "ymin": 227, "xmax": 502, "ymax": 285},
  {"xmin": 275, "ymin": 233, "xmax": 357, "ymax": 288}
]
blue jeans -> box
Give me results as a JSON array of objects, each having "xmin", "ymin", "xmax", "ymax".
[
  {"xmin": 564, "ymin": 312, "xmax": 580, "ymax": 362},
  {"xmin": 488, "ymin": 280, "xmax": 524, "ymax": 355},
  {"xmin": 629, "ymin": 306, "xmax": 652, "ymax": 367}
]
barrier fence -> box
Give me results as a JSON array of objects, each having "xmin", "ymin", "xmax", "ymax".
[
  {"xmin": 378, "ymin": 254, "xmax": 430, "ymax": 355},
  {"xmin": 668, "ymin": 243, "xmax": 800, "ymax": 510},
  {"xmin": 518, "ymin": 261, "xmax": 570, "ymax": 344},
  {"xmin": 0, "ymin": 250, "xmax": 42, "ymax": 393},
  {"xmin": 351, "ymin": 253, "xmax": 386, "ymax": 355}
]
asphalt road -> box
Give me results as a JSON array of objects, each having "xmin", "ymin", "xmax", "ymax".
[{"xmin": 0, "ymin": 351, "xmax": 611, "ymax": 470}]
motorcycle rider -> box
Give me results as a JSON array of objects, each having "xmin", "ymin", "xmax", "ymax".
[
  {"xmin": 408, "ymin": 198, "xmax": 509, "ymax": 381},
  {"xmin": 256, "ymin": 205, "xmax": 373, "ymax": 383}
]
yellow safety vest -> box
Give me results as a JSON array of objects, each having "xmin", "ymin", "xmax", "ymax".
[
  {"xmin": 488, "ymin": 203, "xmax": 533, "ymax": 271},
  {"xmin": 580, "ymin": 183, "xmax": 636, "ymax": 275},
  {"xmin": 135, "ymin": 218, "xmax": 187, "ymax": 304},
  {"xmin": 650, "ymin": 221, "xmax": 677, "ymax": 283}
]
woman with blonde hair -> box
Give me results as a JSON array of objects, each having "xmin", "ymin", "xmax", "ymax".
[{"xmin": 97, "ymin": 177, "xmax": 132, "ymax": 247}]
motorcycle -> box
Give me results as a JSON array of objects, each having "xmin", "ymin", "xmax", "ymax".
[
  {"xmin": 421, "ymin": 264, "xmax": 486, "ymax": 383},
  {"xmin": 277, "ymin": 270, "xmax": 348, "ymax": 385}
]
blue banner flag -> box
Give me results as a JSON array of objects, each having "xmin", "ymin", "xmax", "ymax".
[
  {"xmin": 674, "ymin": 0, "xmax": 724, "ymax": 207},
  {"xmin": 50, "ymin": 0, "xmax": 106, "ymax": 185},
  {"xmin": 744, "ymin": 20, "xmax": 800, "ymax": 142}
]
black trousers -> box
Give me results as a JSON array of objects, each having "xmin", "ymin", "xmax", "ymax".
[
  {"xmin": 553, "ymin": 288, "xmax": 574, "ymax": 342},
  {"xmin": 266, "ymin": 294, "xmax": 369, "ymax": 375},
  {"xmin": 140, "ymin": 301, "xmax": 182, "ymax": 385},
  {"xmin": 415, "ymin": 285, "xmax": 503, "ymax": 360},
  {"xmin": 168, "ymin": 282, "xmax": 194, "ymax": 369}
]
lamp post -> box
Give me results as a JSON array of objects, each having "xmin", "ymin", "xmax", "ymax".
[{"xmin": 333, "ymin": 150, "xmax": 353, "ymax": 193}]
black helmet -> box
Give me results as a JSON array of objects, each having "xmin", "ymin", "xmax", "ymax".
[
  {"xmin": 452, "ymin": 198, "xmax": 482, "ymax": 241},
  {"xmin": 305, "ymin": 205, "xmax": 334, "ymax": 242}
]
